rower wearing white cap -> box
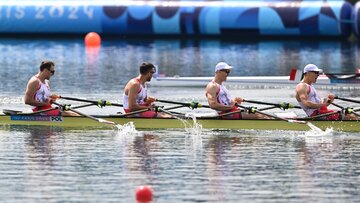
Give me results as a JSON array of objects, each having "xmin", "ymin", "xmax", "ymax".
[
  {"xmin": 295, "ymin": 64, "xmax": 357, "ymax": 120},
  {"xmin": 205, "ymin": 62, "xmax": 269, "ymax": 119}
]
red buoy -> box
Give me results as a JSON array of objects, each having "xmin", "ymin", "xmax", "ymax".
[
  {"xmin": 135, "ymin": 185, "xmax": 153, "ymax": 202},
  {"xmin": 84, "ymin": 32, "xmax": 101, "ymax": 47}
]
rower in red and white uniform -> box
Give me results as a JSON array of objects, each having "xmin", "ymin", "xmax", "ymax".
[
  {"xmin": 296, "ymin": 64, "xmax": 359, "ymax": 120},
  {"xmin": 206, "ymin": 62, "xmax": 269, "ymax": 119},
  {"xmin": 123, "ymin": 62, "xmax": 171, "ymax": 118},
  {"xmin": 24, "ymin": 60, "xmax": 78, "ymax": 116}
]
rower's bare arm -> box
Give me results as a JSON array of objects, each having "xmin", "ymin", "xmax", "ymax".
[
  {"xmin": 145, "ymin": 96, "xmax": 156, "ymax": 105},
  {"xmin": 24, "ymin": 79, "xmax": 49, "ymax": 106},
  {"xmin": 296, "ymin": 84, "xmax": 326, "ymax": 109},
  {"xmin": 206, "ymin": 84, "xmax": 232, "ymax": 111},
  {"xmin": 128, "ymin": 83, "xmax": 149, "ymax": 111}
]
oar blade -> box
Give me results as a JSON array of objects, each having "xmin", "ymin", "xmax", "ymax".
[
  {"xmin": 287, "ymin": 119, "xmax": 306, "ymax": 124},
  {"xmin": 98, "ymin": 118, "xmax": 116, "ymax": 125}
]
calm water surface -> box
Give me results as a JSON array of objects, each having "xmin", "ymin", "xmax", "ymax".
[
  {"xmin": 0, "ymin": 127, "xmax": 359, "ymax": 202},
  {"xmin": 0, "ymin": 37, "xmax": 360, "ymax": 202},
  {"xmin": 0, "ymin": 37, "xmax": 360, "ymax": 95}
]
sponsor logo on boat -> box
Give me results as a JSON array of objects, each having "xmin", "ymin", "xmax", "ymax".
[{"xmin": 11, "ymin": 115, "xmax": 64, "ymax": 122}]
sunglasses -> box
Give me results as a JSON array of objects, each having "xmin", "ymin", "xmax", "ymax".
[
  {"xmin": 48, "ymin": 69, "xmax": 55, "ymax": 75},
  {"xmin": 221, "ymin": 69, "xmax": 230, "ymax": 74},
  {"xmin": 310, "ymin": 71, "xmax": 320, "ymax": 75}
]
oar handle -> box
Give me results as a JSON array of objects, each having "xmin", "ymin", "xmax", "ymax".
[
  {"xmin": 242, "ymin": 99, "xmax": 301, "ymax": 109},
  {"xmin": 331, "ymin": 102, "xmax": 344, "ymax": 109},
  {"xmin": 335, "ymin": 96, "xmax": 360, "ymax": 104},
  {"xmin": 156, "ymin": 99, "xmax": 210, "ymax": 109},
  {"xmin": 236, "ymin": 104, "xmax": 306, "ymax": 124}
]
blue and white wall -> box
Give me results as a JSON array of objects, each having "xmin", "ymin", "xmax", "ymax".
[{"xmin": 0, "ymin": 0, "xmax": 358, "ymax": 38}]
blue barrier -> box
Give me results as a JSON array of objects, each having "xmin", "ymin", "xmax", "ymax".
[
  {"xmin": 0, "ymin": 1, "xmax": 355, "ymax": 37},
  {"xmin": 353, "ymin": 2, "xmax": 360, "ymax": 37}
]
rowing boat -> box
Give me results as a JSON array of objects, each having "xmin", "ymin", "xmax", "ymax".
[{"xmin": 1, "ymin": 114, "xmax": 359, "ymax": 132}]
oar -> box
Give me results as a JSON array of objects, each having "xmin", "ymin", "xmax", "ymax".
[
  {"xmin": 242, "ymin": 99, "xmax": 301, "ymax": 109},
  {"xmin": 156, "ymin": 99, "xmax": 210, "ymax": 109},
  {"xmin": 299, "ymin": 110, "xmax": 342, "ymax": 121},
  {"xmin": 331, "ymin": 102, "xmax": 344, "ymax": 109},
  {"xmin": 53, "ymin": 102, "xmax": 116, "ymax": 125},
  {"xmin": 207, "ymin": 104, "xmax": 305, "ymax": 124},
  {"xmin": 162, "ymin": 105, "xmax": 185, "ymax": 111},
  {"xmin": 19, "ymin": 107, "xmax": 59, "ymax": 115},
  {"xmin": 116, "ymin": 105, "xmax": 185, "ymax": 117},
  {"xmin": 3, "ymin": 103, "xmax": 95, "ymax": 116},
  {"xmin": 334, "ymin": 96, "xmax": 360, "ymax": 105},
  {"xmin": 19, "ymin": 103, "xmax": 93, "ymax": 116},
  {"xmin": 353, "ymin": 108, "xmax": 360, "ymax": 117},
  {"xmin": 3, "ymin": 107, "xmax": 59, "ymax": 115},
  {"xmin": 330, "ymin": 102, "xmax": 360, "ymax": 117},
  {"xmin": 258, "ymin": 106, "xmax": 278, "ymax": 111},
  {"xmin": 331, "ymin": 102, "xmax": 360, "ymax": 117},
  {"xmin": 157, "ymin": 108, "xmax": 186, "ymax": 119},
  {"xmin": 57, "ymin": 96, "xmax": 123, "ymax": 107},
  {"xmin": 236, "ymin": 104, "xmax": 307, "ymax": 124}
]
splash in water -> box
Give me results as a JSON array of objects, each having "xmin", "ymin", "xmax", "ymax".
[
  {"xmin": 113, "ymin": 122, "xmax": 139, "ymax": 135},
  {"xmin": 181, "ymin": 114, "xmax": 203, "ymax": 158},
  {"xmin": 181, "ymin": 113, "xmax": 203, "ymax": 136},
  {"xmin": 305, "ymin": 122, "xmax": 333, "ymax": 137}
]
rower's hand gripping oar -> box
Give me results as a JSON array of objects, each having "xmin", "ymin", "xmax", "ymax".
[
  {"xmin": 156, "ymin": 99, "xmax": 210, "ymax": 109},
  {"xmin": 56, "ymin": 96, "xmax": 123, "ymax": 108},
  {"xmin": 235, "ymin": 104, "xmax": 306, "ymax": 124},
  {"xmin": 53, "ymin": 102, "xmax": 116, "ymax": 125}
]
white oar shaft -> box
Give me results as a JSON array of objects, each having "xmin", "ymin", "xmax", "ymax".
[
  {"xmin": 53, "ymin": 102, "xmax": 116, "ymax": 125},
  {"xmin": 69, "ymin": 108, "xmax": 115, "ymax": 125},
  {"xmin": 255, "ymin": 110, "xmax": 306, "ymax": 124}
]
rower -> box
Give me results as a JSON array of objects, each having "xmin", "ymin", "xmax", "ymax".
[
  {"xmin": 295, "ymin": 64, "xmax": 359, "ymax": 120},
  {"xmin": 123, "ymin": 62, "xmax": 171, "ymax": 118},
  {"xmin": 205, "ymin": 62, "xmax": 270, "ymax": 119},
  {"xmin": 24, "ymin": 60, "xmax": 78, "ymax": 116}
]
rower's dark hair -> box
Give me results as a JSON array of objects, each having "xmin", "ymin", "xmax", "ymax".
[
  {"xmin": 40, "ymin": 60, "xmax": 55, "ymax": 71},
  {"xmin": 139, "ymin": 62, "xmax": 156, "ymax": 75}
]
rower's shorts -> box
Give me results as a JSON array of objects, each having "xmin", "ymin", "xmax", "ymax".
[
  {"xmin": 124, "ymin": 109, "xmax": 157, "ymax": 118},
  {"xmin": 220, "ymin": 106, "xmax": 242, "ymax": 119},
  {"xmin": 32, "ymin": 105, "xmax": 60, "ymax": 116},
  {"xmin": 311, "ymin": 106, "xmax": 340, "ymax": 121}
]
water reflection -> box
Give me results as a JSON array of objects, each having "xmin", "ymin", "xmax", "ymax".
[
  {"xmin": 85, "ymin": 46, "xmax": 101, "ymax": 71},
  {"xmin": 26, "ymin": 126, "xmax": 61, "ymax": 167},
  {"xmin": 0, "ymin": 38, "xmax": 360, "ymax": 95},
  {"xmin": 132, "ymin": 134, "xmax": 160, "ymax": 175},
  {"xmin": 0, "ymin": 127, "xmax": 359, "ymax": 202},
  {"xmin": 205, "ymin": 135, "xmax": 244, "ymax": 202}
]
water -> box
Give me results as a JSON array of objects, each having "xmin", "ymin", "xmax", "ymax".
[
  {"xmin": 0, "ymin": 37, "xmax": 360, "ymax": 202},
  {"xmin": 1, "ymin": 37, "xmax": 360, "ymax": 95},
  {"xmin": 0, "ymin": 127, "xmax": 359, "ymax": 202}
]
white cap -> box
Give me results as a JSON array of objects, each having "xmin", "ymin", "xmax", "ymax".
[
  {"xmin": 215, "ymin": 62, "xmax": 233, "ymax": 72},
  {"xmin": 303, "ymin": 64, "xmax": 323, "ymax": 73}
]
